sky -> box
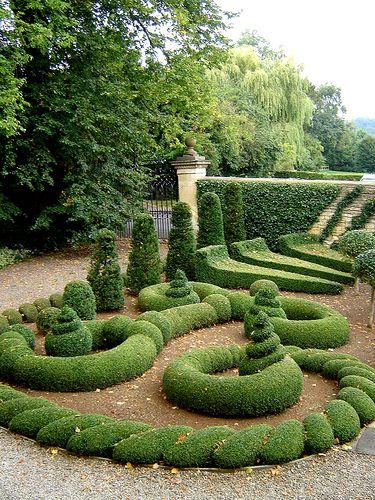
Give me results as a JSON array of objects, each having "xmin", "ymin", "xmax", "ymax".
[{"xmin": 217, "ymin": 0, "xmax": 375, "ymax": 119}]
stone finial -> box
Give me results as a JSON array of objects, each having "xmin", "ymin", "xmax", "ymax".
[{"xmin": 185, "ymin": 137, "xmax": 197, "ymax": 156}]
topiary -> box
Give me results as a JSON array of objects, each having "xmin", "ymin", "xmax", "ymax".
[
  {"xmin": 135, "ymin": 311, "xmax": 173, "ymax": 343},
  {"xmin": 165, "ymin": 269, "xmax": 192, "ymax": 298},
  {"xmin": 223, "ymin": 182, "xmax": 246, "ymax": 247},
  {"xmin": 33, "ymin": 298, "xmax": 51, "ymax": 312},
  {"xmin": 354, "ymin": 249, "xmax": 375, "ymax": 327},
  {"xmin": 166, "ymin": 202, "xmax": 196, "ymax": 280},
  {"xmin": 244, "ymin": 289, "xmax": 286, "ymax": 336},
  {"xmin": 10, "ymin": 324, "xmax": 35, "ymax": 349},
  {"xmin": 337, "ymin": 387, "xmax": 375, "ymax": 425},
  {"xmin": 36, "ymin": 307, "xmax": 61, "ymax": 334},
  {"xmin": 126, "ymin": 213, "xmax": 162, "ymax": 294},
  {"xmin": 197, "ymin": 192, "xmax": 225, "ymax": 249},
  {"xmin": 87, "ymin": 229, "xmax": 125, "ymax": 311},
  {"xmin": 249, "ymin": 279, "xmax": 280, "ymax": 296},
  {"xmin": 101, "ymin": 315, "xmax": 133, "ymax": 347},
  {"xmin": 45, "ymin": 306, "xmax": 92, "ymax": 357},
  {"xmin": 303, "ymin": 412, "xmax": 334, "ymax": 453},
  {"xmin": 49, "ymin": 293, "xmax": 64, "ymax": 309},
  {"xmin": 0, "ymin": 315, "xmax": 9, "ymax": 334},
  {"xmin": 338, "ymin": 230, "xmax": 375, "ymax": 292},
  {"xmin": 325, "ymin": 399, "xmax": 361, "ymax": 443},
  {"xmin": 260, "ymin": 420, "xmax": 304, "ymax": 464},
  {"xmin": 124, "ymin": 321, "xmax": 164, "ymax": 353},
  {"xmin": 202, "ymin": 294, "xmax": 231, "ymax": 323},
  {"xmin": 19, "ymin": 303, "xmax": 38, "ymax": 323},
  {"xmin": 63, "ymin": 280, "xmax": 96, "ymax": 320},
  {"xmin": 2, "ymin": 308, "xmax": 22, "ymax": 325}
]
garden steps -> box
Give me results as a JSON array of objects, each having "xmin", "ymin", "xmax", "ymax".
[
  {"xmin": 309, "ymin": 187, "xmax": 352, "ymax": 236},
  {"xmin": 364, "ymin": 212, "xmax": 375, "ymax": 232}
]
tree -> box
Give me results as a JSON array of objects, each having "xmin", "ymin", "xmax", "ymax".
[
  {"xmin": 87, "ymin": 229, "xmax": 125, "ymax": 311},
  {"xmin": 223, "ymin": 183, "xmax": 246, "ymax": 246},
  {"xmin": 197, "ymin": 192, "xmax": 225, "ymax": 248},
  {"xmin": 355, "ymin": 135, "xmax": 375, "ymax": 172},
  {"xmin": 126, "ymin": 213, "xmax": 162, "ymax": 293},
  {"xmin": 353, "ymin": 250, "xmax": 375, "ymax": 327},
  {"xmin": 165, "ymin": 202, "xmax": 196, "ymax": 280}
]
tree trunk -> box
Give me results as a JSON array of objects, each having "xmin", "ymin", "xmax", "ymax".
[
  {"xmin": 355, "ymin": 277, "xmax": 360, "ymax": 293},
  {"xmin": 368, "ymin": 287, "xmax": 375, "ymax": 328}
]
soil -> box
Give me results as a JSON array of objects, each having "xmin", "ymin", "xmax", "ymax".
[{"xmin": 1, "ymin": 242, "xmax": 375, "ymax": 431}]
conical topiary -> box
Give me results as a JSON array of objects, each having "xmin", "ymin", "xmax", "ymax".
[
  {"xmin": 244, "ymin": 287, "xmax": 286, "ymax": 337},
  {"xmin": 239, "ymin": 312, "xmax": 286, "ymax": 375},
  {"xmin": 87, "ymin": 229, "xmax": 125, "ymax": 311},
  {"xmin": 166, "ymin": 202, "xmax": 196, "ymax": 280},
  {"xmin": 197, "ymin": 192, "xmax": 225, "ymax": 249},
  {"xmin": 165, "ymin": 270, "xmax": 193, "ymax": 298},
  {"xmin": 127, "ymin": 213, "xmax": 162, "ymax": 294},
  {"xmin": 223, "ymin": 183, "xmax": 246, "ymax": 247},
  {"xmin": 45, "ymin": 306, "xmax": 92, "ymax": 357}
]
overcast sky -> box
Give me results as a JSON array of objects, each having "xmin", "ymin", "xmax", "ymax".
[{"xmin": 217, "ymin": 0, "xmax": 375, "ymax": 119}]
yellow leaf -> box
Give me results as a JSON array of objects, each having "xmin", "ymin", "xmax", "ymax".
[
  {"xmin": 125, "ymin": 462, "xmax": 133, "ymax": 469},
  {"xmin": 152, "ymin": 463, "xmax": 159, "ymax": 469},
  {"xmin": 75, "ymin": 427, "xmax": 80, "ymax": 433},
  {"xmin": 171, "ymin": 468, "xmax": 179, "ymax": 474},
  {"xmin": 49, "ymin": 448, "xmax": 59, "ymax": 455}
]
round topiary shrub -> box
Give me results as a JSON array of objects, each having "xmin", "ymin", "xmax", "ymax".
[
  {"xmin": 166, "ymin": 202, "xmax": 196, "ymax": 280},
  {"xmin": 197, "ymin": 192, "xmax": 225, "ymax": 249},
  {"xmin": 244, "ymin": 289, "xmax": 286, "ymax": 338},
  {"xmin": 10, "ymin": 324, "xmax": 35, "ymax": 349},
  {"xmin": 303, "ymin": 412, "xmax": 334, "ymax": 453},
  {"xmin": 0, "ymin": 315, "xmax": 9, "ymax": 334},
  {"xmin": 36, "ymin": 307, "xmax": 61, "ymax": 334},
  {"xmin": 101, "ymin": 315, "xmax": 133, "ymax": 347},
  {"xmin": 202, "ymin": 294, "xmax": 231, "ymax": 322},
  {"xmin": 249, "ymin": 279, "xmax": 280, "ymax": 296},
  {"xmin": 337, "ymin": 230, "xmax": 375, "ymax": 259},
  {"xmin": 325, "ymin": 399, "xmax": 361, "ymax": 443},
  {"xmin": 135, "ymin": 311, "xmax": 173, "ymax": 343},
  {"xmin": 45, "ymin": 306, "xmax": 92, "ymax": 357},
  {"xmin": 49, "ymin": 293, "xmax": 64, "ymax": 308},
  {"xmin": 126, "ymin": 213, "xmax": 162, "ymax": 294},
  {"xmin": 87, "ymin": 229, "xmax": 125, "ymax": 311},
  {"xmin": 353, "ymin": 249, "xmax": 375, "ymax": 327},
  {"xmin": 337, "ymin": 387, "xmax": 375, "ymax": 425},
  {"xmin": 2, "ymin": 309, "xmax": 22, "ymax": 325},
  {"xmin": 63, "ymin": 280, "xmax": 96, "ymax": 320},
  {"xmin": 33, "ymin": 298, "xmax": 51, "ymax": 312},
  {"xmin": 19, "ymin": 303, "xmax": 38, "ymax": 323},
  {"xmin": 260, "ymin": 420, "xmax": 304, "ymax": 464}
]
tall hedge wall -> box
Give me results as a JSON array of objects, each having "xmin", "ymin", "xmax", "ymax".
[{"xmin": 197, "ymin": 180, "xmax": 341, "ymax": 250}]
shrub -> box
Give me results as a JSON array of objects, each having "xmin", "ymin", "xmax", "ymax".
[
  {"xmin": 337, "ymin": 366, "xmax": 375, "ymax": 384},
  {"xmin": 101, "ymin": 315, "xmax": 133, "ymax": 347},
  {"xmin": 2, "ymin": 309, "xmax": 22, "ymax": 325},
  {"xmin": 337, "ymin": 230, "xmax": 375, "ymax": 259},
  {"xmin": 9, "ymin": 407, "xmax": 77, "ymax": 438},
  {"xmin": 197, "ymin": 192, "xmax": 225, "ymax": 249},
  {"xmin": 339, "ymin": 375, "xmax": 375, "ymax": 402},
  {"xmin": 33, "ymin": 298, "xmax": 51, "ymax": 311},
  {"xmin": 36, "ymin": 307, "xmax": 61, "ymax": 334},
  {"xmin": 213, "ymin": 424, "xmax": 271, "ymax": 468},
  {"xmin": 0, "ymin": 316, "xmax": 9, "ymax": 334},
  {"xmin": 49, "ymin": 293, "xmax": 64, "ymax": 308},
  {"xmin": 325, "ymin": 399, "xmax": 361, "ymax": 443},
  {"xmin": 349, "ymin": 199, "xmax": 375, "ymax": 231},
  {"xmin": 0, "ymin": 397, "xmax": 55, "ymax": 427},
  {"xmin": 85, "ymin": 320, "xmax": 107, "ymax": 350},
  {"xmin": 260, "ymin": 420, "xmax": 304, "ymax": 464},
  {"xmin": 45, "ymin": 306, "xmax": 92, "ymax": 357},
  {"xmin": 10, "ymin": 324, "xmax": 35, "ymax": 349},
  {"xmin": 87, "ymin": 229, "xmax": 125, "ymax": 311},
  {"xmin": 166, "ymin": 202, "xmax": 196, "ymax": 280},
  {"xmin": 353, "ymin": 249, "xmax": 375, "ymax": 327},
  {"xmin": 163, "ymin": 426, "xmax": 235, "ymax": 468},
  {"xmin": 67, "ymin": 421, "xmax": 151, "ymax": 458},
  {"xmin": 245, "ymin": 289, "xmax": 286, "ymax": 329},
  {"xmin": 202, "ymin": 294, "xmax": 231, "ymax": 322},
  {"xmin": 161, "ymin": 303, "xmax": 218, "ymax": 338},
  {"xmin": 223, "ymin": 183, "xmax": 246, "ymax": 247},
  {"xmin": 337, "ymin": 387, "xmax": 375, "ymax": 425},
  {"xmin": 0, "ymin": 383, "xmax": 25, "ymax": 402},
  {"xmin": 18, "ymin": 303, "xmax": 38, "ymax": 323},
  {"xmin": 36, "ymin": 413, "xmax": 114, "ymax": 448},
  {"xmin": 113, "ymin": 425, "xmax": 193, "ymax": 464},
  {"xmin": 249, "ymin": 279, "xmax": 280, "ymax": 296},
  {"xmin": 125, "ymin": 321, "xmax": 164, "ymax": 353},
  {"xmin": 322, "ymin": 359, "xmax": 364, "ymax": 379},
  {"xmin": 138, "ymin": 282, "xmax": 200, "ymax": 312},
  {"xmin": 165, "ymin": 270, "xmax": 192, "ymax": 298},
  {"xmin": 303, "ymin": 413, "xmax": 334, "ymax": 453},
  {"xmin": 126, "ymin": 214, "xmax": 162, "ymax": 294},
  {"xmin": 63, "ymin": 281, "xmax": 96, "ymax": 320},
  {"xmin": 196, "ymin": 245, "xmax": 343, "ymax": 294},
  {"xmin": 135, "ymin": 311, "xmax": 173, "ymax": 343}
]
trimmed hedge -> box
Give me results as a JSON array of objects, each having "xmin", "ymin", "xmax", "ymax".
[
  {"xmin": 9, "ymin": 406, "xmax": 77, "ymax": 438},
  {"xmin": 125, "ymin": 321, "xmax": 164, "ymax": 353},
  {"xmin": 249, "ymin": 279, "xmax": 279, "ymax": 296},
  {"xmin": 273, "ymin": 171, "xmax": 363, "ymax": 181},
  {"xmin": 36, "ymin": 307, "xmax": 60, "ymax": 334},
  {"xmin": 337, "ymin": 387, "xmax": 375, "ymax": 425},
  {"xmin": 10, "ymin": 324, "xmax": 35, "ymax": 349},
  {"xmin": 303, "ymin": 413, "xmax": 334, "ymax": 453},
  {"xmin": 196, "ymin": 245, "xmax": 343, "ymax": 294},
  {"xmin": 230, "ymin": 238, "xmax": 353, "ymax": 285},
  {"xmin": 19, "ymin": 303, "xmax": 38, "ymax": 323},
  {"xmin": 63, "ymin": 281, "xmax": 96, "ymax": 320},
  {"xmin": 161, "ymin": 302, "xmax": 219, "ymax": 338},
  {"xmin": 223, "ymin": 183, "xmax": 246, "ymax": 247},
  {"xmin": 135, "ymin": 311, "xmax": 173, "ymax": 343},
  {"xmin": 33, "ymin": 298, "xmax": 51, "ymax": 312},
  {"xmin": 202, "ymin": 294, "xmax": 231, "ymax": 322},
  {"xmin": 2, "ymin": 308, "xmax": 22, "ymax": 325},
  {"xmin": 197, "ymin": 192, "xmax": 225, "ymax": 249},
  {"xmin": 325, "ymin": 400, "xmax": 361, "ymax": 443},
  {"xmin": 138, "ymin": 282, "xmax": 200, "ymax": 312},
  {"xmin": 0, "ymin": 397, "xmax": 55, "ymax": 427},
  {"xmin": 261, "ymin": 420, "xmax": 304, "ymax": 464},
  {"xmin": 278, "ymin": 233, "xmax": 353, "ymax": 272},
  {"xmin": 100, "ymin": 315, "xmax": 133, "ymax": 348},
  {"xmin": 197, "ymin": 179, "xmax": 340, "ymax": 250},
  {"xmin": 49, "ymin": 293, "xmax": 64, "ymax": 309},
  {"xmin": 0, "ymin": 316, "xmax": 9, "ymax": 334}
]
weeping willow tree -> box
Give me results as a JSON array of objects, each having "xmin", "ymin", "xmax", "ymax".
[{"xmin": 206, "ymin": 46, "xmax": 315, "ymax": 175}]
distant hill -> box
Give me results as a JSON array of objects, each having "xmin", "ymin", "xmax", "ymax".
[{"xmin": 354, "ymin": 117, "xmax": 375, "ymax": 136}]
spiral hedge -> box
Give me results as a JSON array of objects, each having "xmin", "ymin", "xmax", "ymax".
[{"xmin": 0, "ymin": 347, "xmax": 374, "ymax": 468}]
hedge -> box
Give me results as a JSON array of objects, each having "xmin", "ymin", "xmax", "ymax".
[
  {"xmin": 348, "ymin": 199, "xmax": 375, "ymax": 231},
  {"xmin": 197, "ymin": 179, "xmax": 340, "ymax": 250},
  {"xmin": 2, "ymin": 308, "xmax": 22, "ymax": 325},
  {"xmin": 0, "ymin": 346, "xmax": 374, "ymax": 468},
  {"xmin": 273, "ymin": 171, "xmax": 363, "ymax": 181},
  {"xmin": 196, "ymin": 245, "xmax": 343, "ymax": 294},
  {"xmin": 138, "ymin": 282, "xmax": 200, "ymax": 312},
  {"xmin": 278, "ymin": 233, "xmax": 353, "ymax": 272},
  {"xmin": 63, "ymin": 281, "xmax": 96, "ymax": 320},
  {"xmin": 230, "ymin": 238, "xmax": 353, "ymax": 285},
  {"xmin": 18, "ymin": 303, "xmax": 38, "ymax": 323}
]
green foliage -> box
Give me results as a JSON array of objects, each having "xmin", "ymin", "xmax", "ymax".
[
  {"xmin": 337, "ymin": 387, "xmax": 375, "ymax": 425},
  {"xmin": 339, "ymin": 375, "xmax": 375, "ymax": 402},
  {"xmin": 197, "ymin": 180, "xmax": 340, "ymax": 250},
  {"xmin": 337, "ymin": 230, "xmax": 375, "ymax": 258},
  {"xmin": 223, "ymin": 183, "xmax": 246, "ymax": 246},
  {"xmin": 249, "ymin": 279, "xmax": 280, "ymax": 296},
  {"xmin": 87, "ymin": 230, "xmax": 125, "ymax": 311},
  {"xmin": 33, "ymin": 298, "xmax": 51, "ymax": 312},
  {"xmin": 0, "ymin": 397, "xmax": 55, "ymax": 427},
  {"xmin": 338, "ymin": 366, "xmax": 375, "ymax": 384},
  {"xmin": 325, "ymin": 400, "xmax": 361, "ymax": 443},
  {"xmin": 0, "ymin": 247, "xmax": 28, "ymax": 269},
  {"xmin": 321, "ymin": 187, "xmax": 364, "ymax": 240},
  {"xmin": 10, "ymin": 324, "xmax": 35, "ymax": 349},
  {"xmin": 231, "ymin": 238, "xmax": 353, "ymax": 284},
  {"xmin": 138, "ymin": 282, "xmax": 200, "ymax": 312},
  {"xmin": 19, "ymin": 303, "xmax": 38, "ymax": 323},
  {"xmin": 349, "ymin": 199, "xmax": 375, "ymax": 231},
  {"xmin": 303, "ymin": 413, "xmax": 334, "ymax": 453},
  {"xmin": 63, "ymin": 281, "xmax": 96, "ymax": 320},
  {"xmin": 196, "ymin": 245, "xmax": 343, "ymax": 294},
  {"xmin": 247, "ymin": 288, "xmax": 286, "ymax": 320},
  {"xmin": 353, "ymin": 249, "xmax": 375, "ymax": 287},
  {"xmin": 9, "ymin": 407, "xmax": 77, "ymax": 439},
  {"xmin": 0, "ymin": 315, "xmax": 9, "ymax": 334},
  {"xmin": 49, "ymin": 294, "xmax": 64, "ymax": 309},
  {"xmin": 101, "ymin": 315, "xmax": 133, "ymax": 348},
  {"xmin": 166, "ymin": 202, "xmax": 196, "ymax": 280},
  {"xmin": 124, "ymin": 321, "xmax": 164, "ymax": 353},
  {"xmin": 45, "ymin": 311, "xmax": 92, "ymax": 358},
  {"xmin": 279, "ymin": 232, "xmax": 353, "ymax": 272},
  {"xmin": 161, "ymin": 302, "xmax": 219, "ymax": 338},
  {"xmin": 355, "ymin": 135, "xmax": 375, "ymax": 171},
  {"xmin": 202, "ymin": 294, "xmax": 231, "ymax": 322},
  {"xmin": 274, "ymin": 171, "xmax": 363, "ymax": 181},
  {"xmin": 36, "ymin": 307, "xmax": 60, "ymax": 334},
  {"xmin": 126, "ymin": 214, "xmax": 162, "ymax": 294},
  {"xmin": 165, "ymin": 270, "xmax": 192, "ymax": 298},
  {"xmin": 2, "ymin": 308, "xmax": 22, "ymax": 325},
  {"xmin": 135, "ymin": 311, "xmax": 173, "ymax": 343},
  {"xmin": 197, "ymin": 192, "xmax": 225, "ymax": 248},
  {"xmin": 260, "ymin": 420, "xmax": 304, "ymax": 464}
]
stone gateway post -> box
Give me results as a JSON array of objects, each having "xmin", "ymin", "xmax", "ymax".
[{"xmin": 171, "ymin": 137, "xmax": 209, "ymax": 230}]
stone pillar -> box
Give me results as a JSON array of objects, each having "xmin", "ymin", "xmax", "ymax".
[{"xmin": 171, "ymin": 137, "xmax": 210, "ymax": 230}]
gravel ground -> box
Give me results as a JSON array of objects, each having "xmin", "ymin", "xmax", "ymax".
[{"xmin": 0, "ymin": 429, "xmax": 375, "ymax": 500}]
